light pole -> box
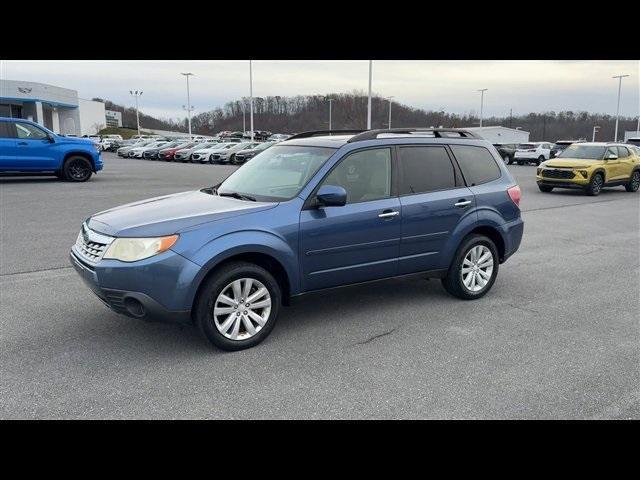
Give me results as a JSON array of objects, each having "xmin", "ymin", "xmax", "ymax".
[
  {"xmin": 182, "ymin": 104, "xmax": 195, "ymax": 133},
  {"xmin": 477, "ymin": 89, "xmax": 488, "ymax": 128},
  {"xmin": 592, "ymin": 125, "xmax": 600, "ymax": 142},
  {"xmin": 367, "ymin": 60, "xmax": 372, "ymax": 130},
  {"xmin": 180, "ymin": 72, "xmax": 194, "ymax": 137},
  {"xmin": 386, "ymin": 96, "xmax": 394, "ymax": 129},
  {"xmin": 249, "ymin": 60, "xmax": 254, "ymax": 142},
  {"xmin": 241, "ymin": 97, "xmax": 247, "ymax": 133},
  {"xmin": 327, "ymin": 97, "xmax": 334, "ymax": 130},
  {"xmin": 129, "ymin": 90, "xmax": 142, "ymax": 137},
  {"xmin": 612, "ymin": 74, "xmax": 630, "ymax": 141}
]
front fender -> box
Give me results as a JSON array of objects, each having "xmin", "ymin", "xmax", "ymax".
[{"xmin": 181, "ymin": 229, "xmax": 300, "ymax": 308}]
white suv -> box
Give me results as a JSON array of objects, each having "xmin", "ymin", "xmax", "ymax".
[{"xmin": 514, "ymin": 142, "xmax": 553, "ymax": 165}]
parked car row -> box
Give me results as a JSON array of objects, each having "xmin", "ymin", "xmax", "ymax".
[{"xmin": 116, "ymin": 137, "xmax": 279, "ymax": 165}]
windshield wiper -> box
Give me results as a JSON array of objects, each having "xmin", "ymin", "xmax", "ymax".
[{"xmin": 218, "ymin": 191, "xmax": 256, "ymax": 202}]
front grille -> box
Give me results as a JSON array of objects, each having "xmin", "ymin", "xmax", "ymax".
[
  {"xmin": 74, "ymin": 224, "xmax": 114, "ymax": 264},
  {"xmin": 542, "ymin": 169, "xmax": 575, "ymax": 179}
]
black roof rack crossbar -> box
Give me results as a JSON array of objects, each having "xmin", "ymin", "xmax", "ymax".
[
  {"xmin": 286, "ymin": 129, "xmax": 366, "ymax": 140},
  {"xmin": 347, "ymin": 128, "xmax": 481, "ymax": 143}
]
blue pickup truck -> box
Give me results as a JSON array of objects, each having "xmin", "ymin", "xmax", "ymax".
[{"xmin": 0, "ymin": 117, "xmax": 103, "ymax": 181}]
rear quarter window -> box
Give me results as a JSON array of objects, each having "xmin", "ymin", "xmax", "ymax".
[{"xmin": 450, "ymin": 145, "xmax": 502, "ymax": 186}]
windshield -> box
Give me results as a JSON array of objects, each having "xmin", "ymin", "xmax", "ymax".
[
  {"xmin": 217, "ymin": 145, "xmax": 336, "ymax": 201},
  {"xmin": 558, "ymin": 145, "xmax": 606, "ymax": 160}
]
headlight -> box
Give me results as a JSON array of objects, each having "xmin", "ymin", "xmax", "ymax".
[{"xmin": 103, "ymin": 235, "xmax": 178, "ymax": 262}]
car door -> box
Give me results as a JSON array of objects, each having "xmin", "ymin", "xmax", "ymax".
[
  {"xmin": 617, "ymin": 146, "xmax": 635, "ymax": 180},
  {"xmin": 396, "ymin": 145, "xmax": 476, "ymax": 275},
  {"xmin": 299, "ymin": 147, "xmax": 401, "ymax": 291},
  {"xmin": 604, "ymin": 146, "xmax": 622, "ymax": 181},
  {"xmin": 0, "ymin": 121, "xmax": 17, "ymax": 169},
  {"xmin": 12, "ymin": 121, "xmax": 58, "ymax": 170}
]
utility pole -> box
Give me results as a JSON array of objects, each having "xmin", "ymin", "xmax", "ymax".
[
  {"xmin": 249, "ymin": 60, "xmax": 254, "ymax": 141},
  {"xmin": 477, "ymin": 89, "xmax": 488, "ymax": 127},
  {"xmin": 509, "ymin": 108, "xmax": 513, "ymax": 128},
  {"xmin": 612, "ymin": 74, "xmax": 630, "ymax": 141},
  {"xmin": 387, "ymin": 96, "xmax": 394, "ymax": 129},
  {"xmin": 129, "ymin": 90, "xmax": 142, "ymax": 137},
  {"xmin": 180, "ymin": 72, "xmax": 194, "ymax": 137},
  {"xmin": 367, "ymin": 60, "xmax": 372, "ymax": 129}
]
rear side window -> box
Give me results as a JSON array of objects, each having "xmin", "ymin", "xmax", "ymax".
[
  {"xmin": 617, "ymin": 146, "xmax": 629, "ymax": 158},
  {"xmin": 398, "ymin": 146, "xmax": 457, "ymax": 195},
  {"xmin": 450, "ymin": 145, "xmax": 502, "ymax": 186},
  {"xmin": 0, "ymin": 122, "xmax": 13, "ymax": 139}
]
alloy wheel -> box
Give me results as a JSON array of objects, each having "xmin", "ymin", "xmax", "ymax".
[
  {"xmin": 631, "ymin": 171, "xmax": 640, "ymax": 191},
  {"xmin": 68, "ymin": 160, "xmax": 91, "ymax": 181},
  {"xmin": 212, "ymin": 278, "xmax": 271, "ymax": 341},
  {"xmin": 460, "ymin": 245, "xmax": 494, "ymax": 292}
]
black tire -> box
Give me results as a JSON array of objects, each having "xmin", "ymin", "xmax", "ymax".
[
  {"xmin": 586, "ymin": 172, "xmax": 604, "ymax": 196},
  {"xmin": 208, "ymin": 155, "xmax": 215, "ymax": 164},
  {"xmin": 441, "ymin": 234, "xmax": 499, "ymax": 300},
  {"xmin": 536, "ymin": 155, "xmax": 545, "ymax": 166},
  {"xmin": 538, "ymin": 184, "xmax": 553, "ymax": 192},
  {"xmin": 517, "ymin": 160, "xmax": 525, "ymax": 166},
  {"xmin": 625, "ymin": 170, "xmax": 640, "ymax": 192},
  {"xmin": 63, "ymin": 156, "xmax": 93, "ymax": 182},
  {"xmin": 194, "ymin": 261, "xmax": 281, "ymax": 351}
]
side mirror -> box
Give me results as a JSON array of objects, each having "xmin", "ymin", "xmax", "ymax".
[
  {"xmin": 316, "ymin": 185, "xmax": 347, "ymax": 207},
  {"xmin": 47, "ymin": 133, "xmax": 55, "ymax": 143},
  {"xmin": 606, "ymin": 154, "xmax": 618, "ymax": 160}
]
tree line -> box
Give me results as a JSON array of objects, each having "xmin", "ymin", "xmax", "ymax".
[{"xmin": 94, "ymin": 92, "xmax": 639, "ymax": 142}]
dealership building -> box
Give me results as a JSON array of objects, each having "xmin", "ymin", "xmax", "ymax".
[{"xmin": 0, "ymin": 79, "xmax": 106, "ymax": 136}]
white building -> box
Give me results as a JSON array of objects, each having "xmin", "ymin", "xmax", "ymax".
[
  {"xmin": 0, "ymin": 79, "xmax": 106, "ymax": 136},
  {"xmin": 464, "ymin": 126, "xmax": 530, "ymax": 144},
  {"xmin": 624, "ymin": 130, "xmax": 640, "ymax": 141}
]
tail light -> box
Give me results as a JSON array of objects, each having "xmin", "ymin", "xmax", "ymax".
[{"xmin": 507, "ymin": 185, "xmax": 521, "ymax": 207}]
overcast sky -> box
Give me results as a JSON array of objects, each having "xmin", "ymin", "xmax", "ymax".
[{"xmin": 2, "ymin": 60, "xmax": 638, "ymax": 121}]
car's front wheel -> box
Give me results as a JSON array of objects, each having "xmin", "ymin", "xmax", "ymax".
[
  {"xmin": 441, "ymin": 234, "xmax": 499, "ymax": 300},
  {"xmin": 586, "ymin": 172, "xmax": 604, "ymax": 196},
  {"xmin": 536, "ymin": 155, "xmax": 545, "ymax": 166},
  {"xmin": 63, "ymin": 156, "xmax": 93, "ymax": 182},
  {"xmin": 625, "ymin": 170, "xmax": 640, "ymax": 192},
  {"xmin": 503, "ymin": 155, "xmax": 512, "ymax": 165},
  {"xmin": 194, "ymin": 261, "xmax": 281, "ymax": 351}
]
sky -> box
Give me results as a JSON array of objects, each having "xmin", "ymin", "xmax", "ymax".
[{"xmin": 1, "ymin": 60, "xmax": 638, "ymax": 121}]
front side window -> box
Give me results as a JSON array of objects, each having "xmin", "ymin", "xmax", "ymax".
[
  {"xmin": 450, "ymin": 145, "xmax": 501, "ymax": 186},
  {"xmin": 320, "ymin": 148, "xmax": 392, "ymax": 204},
  {"xmin": 398, "ymin": 146, "xmax": 456, "ymax": 195},
  {"xmin": 218, "ymin": 145, "xmax": 336, "ymax": 201},
  {"xmin": 15, "ymin": 122, "xmax": 48, "ymax": 140}
]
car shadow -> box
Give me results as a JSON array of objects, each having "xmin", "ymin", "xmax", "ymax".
[{"xmin": 0, "ymin": 176, "xmax": 61, "ymax": 184}]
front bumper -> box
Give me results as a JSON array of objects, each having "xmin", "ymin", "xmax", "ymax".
[
  {"xmin": 536, "ymin": 171, "xmax": 589, "ymax": 187},
  {"xmin": 70, "ymin": 247, "xmax": 200, "ymax": 324}
]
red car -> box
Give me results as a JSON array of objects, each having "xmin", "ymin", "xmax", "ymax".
[{"xmin": 158, "ymin": 142, "xmax": 197, "ymax": 161}]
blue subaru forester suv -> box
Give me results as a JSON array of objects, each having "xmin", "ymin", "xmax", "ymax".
[
  {"xmin": 0, "ymin": 117, "xmax": 102, "ymax": 181},
  {"xmin": 70, "ymin": 128, "xmax": 523, "ymax": 350}
]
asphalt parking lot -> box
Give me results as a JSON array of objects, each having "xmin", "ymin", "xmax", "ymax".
[{"xmin": 1, "ymin": 153, "xmax": 638, "ymax": 419}]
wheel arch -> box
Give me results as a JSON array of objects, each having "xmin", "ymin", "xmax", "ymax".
[{"xmin": 63, "ymin": 151, "xmax": 96, "ymax": 171}]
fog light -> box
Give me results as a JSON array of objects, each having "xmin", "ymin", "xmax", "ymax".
[
  {"xmin": 537, "ymin": 168, "xmax": 542, "ymax": 175},
  {"xmin": 579, "ymin": 170, "xmax": 588, "ymax": 178}
]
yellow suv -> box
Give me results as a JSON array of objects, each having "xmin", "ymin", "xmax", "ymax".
[{"xmin": 536, "ymin": 142, "xmax": 640, "ymax": 196}]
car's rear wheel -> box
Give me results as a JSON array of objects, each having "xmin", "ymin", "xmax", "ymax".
[
  {"xmin": 536, "ymin": 155, "xmax": 545, "ymax": 166},
  {"xmin": 625, "ymin": 170, "xmax": 640, "ymax": 192},
  {"xmin": 503, "ymin": 155, "xmax": 512, "ymax": 165},
  {"xmin": 586, "ymin": 172, "xmax": 604, "ymax": 196},
  {"xmin": 194, "ymin": 261, "xmax": 281, "ymax": 351},
  {"xmin": 441, "ymin": 234, "xmax": 499, "ymax": 300},
  {"xmin": 538, "ymin": 184, "xmax": 553, "ymax": 192},
  {"xmin": 63, "ymin": 156, "xmax": 93, "ymax": 182},
  {"xmin": 517, "ymin": 160, "xmax": 525, "ymax": 165}
]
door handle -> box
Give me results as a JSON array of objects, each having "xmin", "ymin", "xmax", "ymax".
[
  {"xmin": 454, "ymin": 200, "xmax": 472, "ymax": 208},
  {"xmin": 378, "ymin": 210, "xmax": 400, "ymax": 219}
]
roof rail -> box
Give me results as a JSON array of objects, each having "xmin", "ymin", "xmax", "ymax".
[
  {"xmin": 347, "ymin": 128, "xmax": 481, "ymax": 143},
  {"xmin": 286, "ymin": 129, "xmax": 365, "ymax": 140}
]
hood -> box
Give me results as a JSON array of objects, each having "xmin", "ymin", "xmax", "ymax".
[
  {"xmin": 87, "ymin": 190, "xmax": 277, "ymax": 237},
  {"xmin": 56, "ymin": 136, "xmax": 94, "ymax": 146},
  {"xmin": 543, "ymin": 158, "xmax": 601, "ymax": 168}
]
